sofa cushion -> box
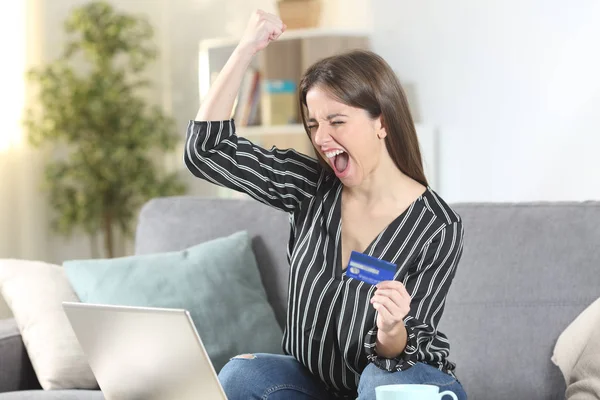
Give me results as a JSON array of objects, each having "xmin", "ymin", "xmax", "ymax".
[
  {"xmin": 0, "ymin": 260, "xmax": 98, "ymax": 391},
  {"xmin": 64, "ymin": 230, "xmax": 283, "ymax": 373},
  {"xmin": 0, "ymin": 318, "xmax": 41, "ymax": 393},
  {"xmin": 440, "ymin": 202, "xmax": 600, "ymax": 400},
  {"xmin": 134, "ymin": 197, "xmax": 291, "ymax": 328}
]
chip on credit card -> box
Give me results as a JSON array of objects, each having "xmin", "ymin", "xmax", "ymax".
[{"xmin": 345, "ymin": 251, "xmax": 397, "ymax": 285}]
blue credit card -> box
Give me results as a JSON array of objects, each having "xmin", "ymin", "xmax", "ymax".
[{"xmin": 345, "ymin": 251, "xmax": 397, "ymax": 285}]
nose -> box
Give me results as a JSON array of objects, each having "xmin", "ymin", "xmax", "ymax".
[{"xmin": 312, "ymin": 125, "xmax": 331, "ymax": 147}]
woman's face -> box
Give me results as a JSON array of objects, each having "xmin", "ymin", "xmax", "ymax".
[{"xmin": 306, "ymin": 86, "xmax": 387, "ymax": 187}]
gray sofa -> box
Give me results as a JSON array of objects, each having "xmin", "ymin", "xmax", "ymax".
[{"xmin": 1, "ymin": 196, "xmax": 599, "ymax": 399}]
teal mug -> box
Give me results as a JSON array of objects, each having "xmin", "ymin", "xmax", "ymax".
[{"xmin": 375, "ymin": 384, "xmax": 458, "ymax": 400}]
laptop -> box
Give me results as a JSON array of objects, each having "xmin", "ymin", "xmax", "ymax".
[{"xmin": 62, "ymin": 302, "xmax": 228, "ymax": 400}]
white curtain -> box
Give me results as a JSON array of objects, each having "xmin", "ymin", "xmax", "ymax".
[{"xmin": 0, "ymin": 0, "xmax": 49, "ymax": 262}]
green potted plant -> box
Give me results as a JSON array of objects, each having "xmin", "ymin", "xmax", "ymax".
[{"xmin": 24, "ymin": 1, "xmax": 186, "ymax": 258}]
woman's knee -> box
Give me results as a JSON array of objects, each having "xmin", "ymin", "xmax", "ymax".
[
  {"xmin": 219, "ymin": 354, "xmax": 260, "ymax": 400},
  {"xmin": 218, "ymin": 353, "xmax": 315, "ymax": 400},
  {"xmin": 358, "ymin": 362, "xmax": 461, "ymax": 400},
  {"xmin": 218, "ymin": 354, "xmax": 265, "ymax": 399},
  {"xmin": 358, "ymin": 363, "xmax": 409, "ymax": 396}
]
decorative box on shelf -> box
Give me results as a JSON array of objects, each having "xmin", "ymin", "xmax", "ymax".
[
  {"xmin": 277, "ymin": 0, "xmax": 322, "ymax": 30},
  {"xmin": 261, "ymin": 79, "xmax": 297, "ymax": 126}
]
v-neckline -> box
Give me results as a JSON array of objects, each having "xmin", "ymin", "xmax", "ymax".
[{"xmin": 332, "ymin": 180, "xmax": 428, "ymax": 279}]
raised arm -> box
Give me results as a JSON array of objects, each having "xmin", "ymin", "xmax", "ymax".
[
  {"xmin": 196, "ymin": 10, "xmax": 286, "ymax": 121},
  {"xmin": 185, "ymin": 11, "xmax": 321, "ymax": 213}
]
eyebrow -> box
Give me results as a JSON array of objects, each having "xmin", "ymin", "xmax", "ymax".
[{"xmin": 307, "ymin": 113, "xmax": 348, "ymax": 123}]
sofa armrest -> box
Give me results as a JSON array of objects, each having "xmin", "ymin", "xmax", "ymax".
[{"xmin": 0, "ymin": 319, "xmax": 41, "ymax": 393}]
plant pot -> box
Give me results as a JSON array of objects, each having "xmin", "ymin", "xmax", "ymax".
[{"xmin": 278, "ymin": 0, "xmax": 322, "ymax": 30}]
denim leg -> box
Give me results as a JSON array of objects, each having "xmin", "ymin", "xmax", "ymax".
[
  {"xmin": 357, "ymin": 362, "xmax": 467, "ymax": 400},
  {"xmin": 218, "ymin": 353, "xmax": 332, "ymax": 400}
]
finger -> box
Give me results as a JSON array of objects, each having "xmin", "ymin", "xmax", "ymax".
[
  {"xmin": 374, "ymin": 282, "xmax": 410, "ymax": 304},
  {"xmin": 371, "ymin": 294, "xmax": 402, "ymax": 317},
  {"xmin": 261, "ymin": 11, "xmax": 285, "ymax": 30},
  {"xmin": 257, "ymin": 15, "xmax": 282, "ymax": 38},
  {"xmin": 376, "ymin": 280, "xmax": 401, "ymax": 290},
  {"xmin": 257, "ymin": 19, "xmax": 281, "ymax": 42},
  {"xmin": 377, "ymin": 280, "xmax": 411, "ymax": 298},
  {"xmin": 372, "ymin": 291, "xmax": 411, "ymax": 320},
  {"xmin": 393, "ymin": 286, "xmax": 412, "ymax": 302},
  {"xmin": 270, "ymin": 26, "xmax": 284, "ymax": 41},
  {"xmin": 373, "ymin": 300, "xmax": 394, "ymax": 321},
  {"xmin": 374, "ymin": 289, "xmax": 406, "ymax": 309},
  {"xmin": 398, "ymin": 283, "xmax": 411, "ymax": 299}
]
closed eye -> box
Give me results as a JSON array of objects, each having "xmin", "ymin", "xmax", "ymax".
[{"xmin": 307, "ymin": 121, "xmax": 344, "ymax": 130}]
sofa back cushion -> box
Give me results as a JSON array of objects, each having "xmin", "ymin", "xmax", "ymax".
[
  {"xmin": 135, "ymin": 197, "xmax": 290, "ymax": 328},
  {"xmin": 441, "ymin": 202, "xmax": 600, "ymax": 399}
]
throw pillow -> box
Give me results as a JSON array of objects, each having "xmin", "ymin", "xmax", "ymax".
[
  {"xmin": 565, "ymin": 314, "xmax": 600, "ymax": 399},
  {"xmin": 552, "ymin": 297, "xmax": 600, "ymax": 383},
  {"xmin": 0, "ymin": 259, "xmax": 98, "ymax": 390},
  {"xmin": 63, "ymin": 230, "xmax": 283, "ymax": 372}
]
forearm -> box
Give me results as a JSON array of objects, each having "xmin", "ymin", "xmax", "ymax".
[
  {"xmin": 375, "ymin": 324, "xmax": 408, "ymax": 359},
  {"xmin": 195, "ymin": 44, "xmax": 255, "ymax": 121}
]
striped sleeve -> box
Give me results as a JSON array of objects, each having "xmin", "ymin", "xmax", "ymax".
[
  {"xmin": 364, "ymin": 221, "xmax": 464, "ymax": 371},
  {"xmin": 183, "ymin": 119, "xmax": 321, "ymax": 212}
]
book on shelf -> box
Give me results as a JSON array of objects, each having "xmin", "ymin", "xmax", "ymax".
[{"xmin": 232, "ymin": 68, "xmax": 261, "ymax": 126}]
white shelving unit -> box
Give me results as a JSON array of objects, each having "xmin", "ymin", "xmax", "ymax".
[{"xmin": 199, "ymin": 28, "xmax": 372, "ymax": 103}]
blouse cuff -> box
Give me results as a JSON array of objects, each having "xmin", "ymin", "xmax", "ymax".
[{"xmin": 363, "ymin": 324, "xmax": 419, "ymax": 372}]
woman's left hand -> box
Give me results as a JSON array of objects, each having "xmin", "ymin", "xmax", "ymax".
[{"xmin": 370, "ymin": 280, "xmax": 411, "ymax": 334}]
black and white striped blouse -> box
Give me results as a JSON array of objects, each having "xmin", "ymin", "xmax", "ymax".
[{"xmin": 184, "ymin": 119, "xmax": 464, "ymax": 397}]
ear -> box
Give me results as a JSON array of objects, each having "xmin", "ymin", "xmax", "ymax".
[{"xmin": 375, "ymin": 115, "xmax": 387, "ymax": 139}]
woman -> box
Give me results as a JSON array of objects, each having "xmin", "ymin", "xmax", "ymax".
[{"xmin": 184, "ymin": 9, "xmax": 467, "ymax": 400}]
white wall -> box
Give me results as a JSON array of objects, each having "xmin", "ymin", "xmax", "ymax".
[
  {"xmin": 373, "ymin": 0, "xmax": 600, "ymax": 202},
  {"xmin": 17, "ymin": 0, "xmax": 600, "ymax": 263},
  {"xmin": 168, "ymin": 0, "xmax": 600, "ymax": 203}
]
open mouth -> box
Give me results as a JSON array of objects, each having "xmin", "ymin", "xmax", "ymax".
[{"xmin": 325, "ymin": 149, "xmax": 350, "ymax": 176}]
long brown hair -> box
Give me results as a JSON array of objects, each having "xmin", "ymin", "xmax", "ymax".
[{"xmin": 298, "ymin": 50, "xmax": 428, "ymax": 187}]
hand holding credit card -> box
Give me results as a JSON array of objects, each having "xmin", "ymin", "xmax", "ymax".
[{"xmin": 345, "ymin": 251, "xmax": 397, "ymax": 285}]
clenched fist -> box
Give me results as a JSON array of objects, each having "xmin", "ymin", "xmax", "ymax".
[{"xmin": 238, "ymin": 10, "xmax": 287, "ymax": 55}]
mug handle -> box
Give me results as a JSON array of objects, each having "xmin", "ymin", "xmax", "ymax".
[{"xmin": 439, "ymin": 390, "xmax": 458, "ymax": 400}]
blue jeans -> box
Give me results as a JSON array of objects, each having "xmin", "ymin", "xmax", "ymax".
[{"xmin": 218, "ymin": 353, "xmax": 467, "ymax": 400}]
